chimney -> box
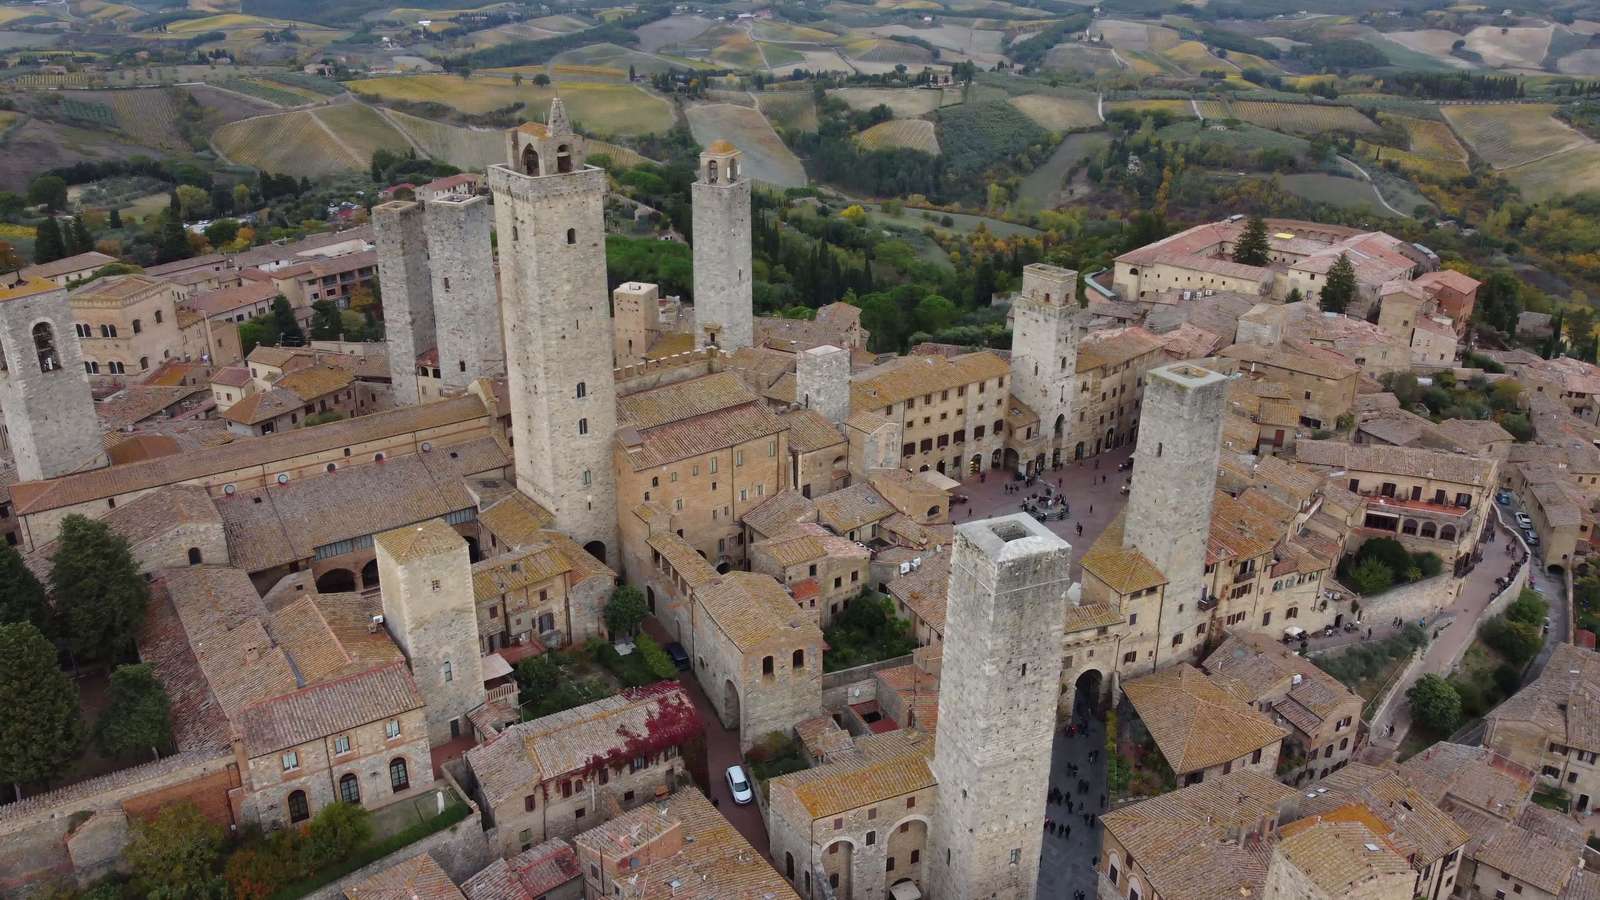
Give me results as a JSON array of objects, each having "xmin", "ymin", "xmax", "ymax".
[{"xmin": 244, "ymin": 645, "xmax": 260, "ymax": 664}]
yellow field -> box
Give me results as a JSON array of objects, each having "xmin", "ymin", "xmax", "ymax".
[
  {"xmin": 1108, "ymin": 98, "xmax": 1193, "ymax": 117},
  {"xmin": 165, "ymin": 13, "xmax": 284, "ymax": 31},
  {"xmin": 1224, "ymin": 101, "xmax": 1376, "ymax": 134},
  {"xmin": 214, "ymin": 110, "xmax": 355, "ymax": 176},
  {"xmin": 1441, "ymin": 103, "xmax": 1589, "ymax": 169},
  {"xmin": 831, "ymin": 86, "xmax": 945, "ymax": 117},
  {"xmin": 756, "ymin": 91, "xmax": 818, "ymax": 132},
  {"xmin": 550, "ymin": 63, "xmax": 627, "ymax": 80},
  {"xmin": 857, "ymin": 118, "xmax": 940, "ymax": 154},
  {"xmin": 0, "ymin": 7, "xmax": 37, "ymax": 24},
  {"xmin": 1008, "ymin": 94, "xmax": 1100, "ymax": 131},
  {"xmin": 1388, "ymin": 114, "xmax": 1468, "ymax": 162},
  {"xmin": 346, "ymin": 76, "xmax": 675, "ymax": 136},
  {"xmin": 312, "ymin": 103, "xmax": 412, "ymax": 164},
  {"xmin": 0, "ymin": 110, "xmax": 19, "ymax": 131},
  {"xmin": 1164, "ymin": 40, "xmax": 1226, "ymax": 73},
  {"xmin": 1195, "ymin": 99, "xmax": 1230, "ymax": 118},
  {"xmin": 1505, "ymin": 143, "xmax": 1600, "ymax": 200},
  {"xmin": 0, "ymin": 222, "xmax": 33, "ymax": 240}
]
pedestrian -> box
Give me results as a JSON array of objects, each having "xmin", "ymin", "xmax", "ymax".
[
  {"xmin": 1089, "ymin": 504, "xmax": 1094, "ymax": 515},
  {"xmin": 1368, "ymin": 627, "xmax": 1373, "ymax": 639},
  {"xmin": 1064, "ymin": 824, "xmax": 1071, "ymax": 840},
  {"xmin": 1076, "ymin": 522, "xmax": 1083, "ymax": 536}
]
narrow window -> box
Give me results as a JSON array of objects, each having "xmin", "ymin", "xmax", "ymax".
[{"xmin": 566, "ymin": 228, "xmax": 576, "ymax": 244}]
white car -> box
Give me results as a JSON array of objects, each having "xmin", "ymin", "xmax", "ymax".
[
  {"xmin": 726, "ymin": 765, "xmax": 754, "ymax": 805},
  {"xmin": 1516, "ymin": 512, "xmax": 1534, "ymax": 529}
]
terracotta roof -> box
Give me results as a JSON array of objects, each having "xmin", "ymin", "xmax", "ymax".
[
  {"xmin": 618, "ymin": 372, "xmax": 757, "ymax": 430},
  {"xmin": 886, "ymin": 555, "xmax": 949, "ymax": 634},
  {"xmin": 770, "ymin": 730, "xmax": 934, "ymax": 818},
  {"xmin": 1475, "ymin": 819, "xmax": 1583, "ymax": 894},
  {"xmin": 237, "ymin": 661, "xmax": 423, "ymax": 757},
  {"xmin": 850, "ymin": 352, "xmax": 1009, "ymax": 411},
  {"xmin": 67, "ymin": 272, "xmax": 167, "ymax": 305},
  {"xmin": 1488, "ymin": 643, "xmax": 1600, "ymax": 753},
  {"xmin": 1298, "ymin": 763, "xmax": 1469, "ymax": 866},
  {"xmin": 1414, "ymin": 269, "xmax": 1480, "ymax": 294},
  {"xmin": 276, "ymin": 364, "xmax": 356, "ymax": 400},
  {"xmin": 1080, "ymin": 512, "xmax": 1167, "ymax": 595},
  {"xmin": 742, "ymin": 489, "xmax": 818, "ymax": 539},
  {"xmin": 1077, "ymin": 326, "xmax": 1165, "ymax": 373},
  {"xmin": 210, "ymin": 366, "xmax": 252, "ymax": 388},
  {"xmin": 21, "ymin": 250, "xmax": 117, "ymax": 280},
  {"xmin": 1122, "ymin": 664, "xmax": 1287, "ymax": 774},
  {"xmin": 696, "ymin": 571, "xmax": 820, "ymax": 652},
  {"xmin": 1221, "ymin": 340, "xmax": 1360, "ymax": 381},
  {"xmin": 1292, "ymin": 438, "xmax": 1496, "ymax": 487},
  {"xmin": 780, "ymin": 408, "xmax": 845, "ymax": 453},
  {"xmin": 189, "ymin": 281, "xmax": 279, "ymax": 318},
  {"xmin": 1273, "ymin": 819, "xmax": 1412, "ymax": 895},
  {"xmin": 646, "ymin": 532, "xmax": 719, "ymax": 588},
  {"xmin": 1396, "ymin": 742, "xmax": 1534, "ymax": 823},
  {"xmin": 375, "ymin": 517, "xmax": 463, "ymax": 563},
  {"xmin": 620, "ymin": 402, "xmax": 785, "ymax": 470},
  {"xmin": 814, "ymin": 483, "xmax": 892, "ymax": 533},
  {"xmin": 346, "ymin": 853, "xmax": 465, "ymax": 900},
  {"xmin": 460, "ymin": 839, "xmax": 580, "ymax": 900},
  {"xmin": 1202, "ymin": 631, "xmax": 1358, "ymax": 736},
  {"xmin": 1435, "ymin": 418, "xmax": 1513, "ymax": 447},
  {"xmin": 478, "ymin": 490, "xmax": 556, "ymax": 549}
]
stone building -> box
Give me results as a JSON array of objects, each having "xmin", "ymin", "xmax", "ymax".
[
  {"xmin": 490, "ymin": 102, "xmax": 618, "ymax": 565},
  {"xmin": 930, "ymin": 514, "xmax": 1070, "ymax": 900},
  {"xmin": 373, "ymin": 199, "xmax": 436, "ymax": 406},
  {"xmin": 691, "ymin": 141, "xmax": 753, "ymax": 352},
  {"xmin": 1486, "ymin": 643, "xmax": 1600, "ymax": 814},
  {"xmin": 375, "ymin": 518, "xmax": 488, "ymax": 746},
  {"xmin": 1007, "ymin": 263, "xmax": 1085, "ymax": 467},
  {"xmin": 1221, "ymin": 341, "xmax": 1360, "ymax": 431},
  {"xmin": 67, "ymin": 274, "xmax": 183, "ymax": 378},
  {"xmin": 0, "ymin": 275, "xmax": 108, "ymax": 482},
  {"xmin": 426, "ymin": 193, "xmax": 505, "ymax": 392},
  {"xmin": 460, "ymin": 838, "xmax": 582, "ymax": 900},
  {"xmin": 463, "ymin": 682, "xmax": 697, "ymax": 855},
  {"xmin": 470, "ymin": 530, "xmax": 614, "ymax": 654},
  {"xmin": 749, "ymin": 522, "xmax": 870, "ymax": 626},
  {"xmin": 796, "ymin": 344, "xmax": 850, "ymax": 425},
  {"xmin": 779, "ymin": 407, "xmax": 848, "ymax": 500},
  {"xmin": 1067, "ymin": 326, "xmax": 1164, "ymax": 461},
  {"xmin": 849, "ymin": 351, "xmax": 1013, "ymax": 478},
  {"xmin": 1265, "ymin": 819, "xmax": 1416, "ymax": 900},
  {"xmin": 611, "ymin": 281, "xmax": 658, "ymax": 367},
  {"xmin": 767, "ymin": 730, "xmax": 936, "ymax": 900},
  {"xmin": 686, "ymin": 571, "xmax": 823, "ymax": 752},
  {"xmin": 20, "ymin": 249, "xmax": 118, "ymax": 287},
  {"xmin": 1121, "ymin": 663, "xmax": 1286, "ymax": 785}
]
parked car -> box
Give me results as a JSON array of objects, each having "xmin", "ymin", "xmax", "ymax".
[
  {"xmin": 665, "ymin": 641, "xmax": 690, "ymax": 671},
  {"xmin": 1516, "ymin": 512, "xmax": 1534, "ymax": 529},
  {"xmin": 1497, "ymin": 491, "xmax": 1512, "ymax": 506},
  {"xmin": 1282, "ymin": 626, "xmax": 1306, "ymax": 644},
  {"xmin": 726, "ymin": 765, "xmax": 753, "ymax": 805},
  {"xmin": 1524, "ymin": 529, "xmax": 1540, "ymax": 547}
]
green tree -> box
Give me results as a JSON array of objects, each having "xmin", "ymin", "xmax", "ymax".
[
  {"xmin": 49, "ymin": 513, "xmax": 149, "ymax": 662},
  {"xmin": 124, "ymin": 802, "xmax": 225, "ymax": 899},
  {"xmin": 303, "ymin": 801, "xmax": 373, "ymax": 868},
  {"xmin": 1506, "ymin": 588, "xmax": 1549, "ymax": 628},
  {"xmin": 68, "ymin": 217, "xmax": 93, "ymax": 256},
  {"xmin": 1407, "ymin": 673, "xmax": 1463, "ymax": 734},
  {"xmin": 33, "ymin": 218, "xmax": 64, "ymax": 264},
  {"xmin": 308, "ymin": 299, "xmax": 343, "ymax": 340},
  {"xmin": 604, "ymin": 584, "xmax": 648, "ymax": 638},
  {"xmin": 0, "ymin": 622, "xmax": 82, "ymax": 796},
  {"xmin": 27, "ymin": 175, "xmax": 67, "ymax": 212},
  {"xmin": 1347, "ymin": 556, "xmax": 1395, "ymax": 595},
  {"xmin": 0, "ymin": 542, "xmax": 50, "ymax": 633},
  {"xmin": 270, "ymin": 296, "xmax": 303, "ymax": 346},
  {"xmin": 232, "ymin": 183, "xmax": 252, "ymax": 214},
  {"xmin": 156, "ymin": 215, "xmax": 191, "ymax": 264},
  {"xmin": 108, "ymin": 207, "xmax": 123, "ymax": 229},
  {"xmin": 1319, "ymin": 252, "xmax": 1357, "ymax": 313},
  {"xmin": 914, "ymin": 293, "xmax": 957, "ymax": 334},
  {"xmin": 1232, "ymin": 215, "xmax": 1270, "ymax": 266},
  {"xmin": 174, "ymin": 185, "xmax": 210, "ymax": 222},
  {"xmin": 202, "ymin": 219, "xmax": 239, "ymax": 248},
  {"xmin": 94, "ymin": 663, "xmax": 171, "ymax": 760}
]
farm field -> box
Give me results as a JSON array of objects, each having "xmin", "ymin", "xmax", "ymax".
[
  {"xmin": 1016, "ymin": 130, "xmax": 1110, "ymax": 211},
  {"xmin": 346, "ymin": 76, "xmax": 674, "ymax": 136},
  {"xmin": 1043, "ymin": 43, "xmax": 1122, "ymax": 74},
  {"xmin": 1369, "ymin": 114, "xmax": 1469, "ymax": 177},
  {"xmin": 1008, "ymin": 94, "xmax": 1099, "ymax": 131},
  {"xmin": 312, "ymin": 103, "xmax": 412, "ymax": 165},
  {"xmin": 773, "ymin": 48, "xmax": 854, "ymax": 74},
  {"xmin": 857, "ymin": 119, "xmax": 940, "ymax": 154},
  {"xmin": 635, "ymin": 14, "xmax": 716, "ymax": 52},
  {"xmin": 1088, "ymin": 18, "xmax": 1180, "ymax": 51},
  {"xmin": 1164, "ymin": 40, "xmax": 1229, "ymax": 73},
  {"xmin": 1158, "ymin": 120, "xmax": 1309, "ymax": 153},
  {"xmin": 753, "ymin": 20, "xmax": 836, "ymax": 42},
  {"xmin": 1504, "ymin": 144, "xmax": 1600, "ymax": 201},
  {"xmin": 1277, "ymin": 172, "xmax": 1385, "ymax": 211},
  {"xmin": 756, "ymin": 91, "xmax": 818, "ymax": 132},
  {"xmin": 685, "ymin": 103, "xmax": 806, "ymax": 188},
  {"xmin": 1107, "ymin": 98, "xmax": 1193, "ymax": 117},
  {"xmin": 1383, "ymin": 29, "xmax": 1475, "ymax": 68},
  {"xmin": 831, "ymin": 86, "xmax": 947, "ymax": 117},
  {"xmin": 549, "ymin": 43, "xmax": 690, "ymax": 78},
  {"xmin": 1211, "ymin": 100, "xmax": 1377, "ymax": 134},
  {"xmin": 868, "ymin": 24, "xmax": 1006, "ymax": 64},
  {"xmin": 1461, "ymin": 24, "xmax": 1553, "ymax": 68},
  {"xmin": 1441, "ymin": 104, "xmax": 1589, "ymax": 168},
  {"xmin": 72, "ymin": 89, "xmax": 189, "ymax": 151},
  {"xmin": 213, "ymin": 105, "xmax": 408, "ymax": 176}
]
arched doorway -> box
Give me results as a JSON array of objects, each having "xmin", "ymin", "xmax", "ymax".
[
  {"xmin": 1075, "ymin": 441, "xmax": 1085, "ymax": 460},
  {"xmin": 1054, "ymin": 414, "xmax": 1065, "ymax": 439},
  {"xmin": 316, "ymin": 568, "xmax": 356, "ymax": 593},
  {"xmin": 360, "ymin": 559, "xmax": 380, "ymax": 590},
  {"xmin": 821, "ymin": 839, "xmax": 854, "ymax": 899},
  {"xmin": 990, "ymin": 449, "xmax": 1003, "ymax": 469},
  {"xmin": 887, "ymin": 817, "xmax": 929, "ymax": 893},
  {"xmin": 969, "ymin": 454, "xmax": 982, "ymax": 474},
  {"xmin": 1002, "ymin": 448, "xmax": 1020, "ymax": 472},
  {"xmin": 584, "ymin": 540, "xmax": 607, "ymax": 565},
  {"xmin": 645, "ymin": 586, "xmax": 655, "ymax": 613},
  {"xmin": 465, "ymin": 536, "xmax": 480, "ymax": 563},
  {"xmin": 1073, "ymin": 669, "xmax": 1104, "ymax": 716},
  {"xmin": 722, "ymin": 679, "xmax": 740, "ymax": 729},
  {"xmin": 520, "ymin": 145, "xmax": 539, "ymax": 175}
]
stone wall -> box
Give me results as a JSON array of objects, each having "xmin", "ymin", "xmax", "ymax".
[
  {"xmin": 820, "ymin": 654, "xmax": 913, "ymax": 714},
  {"xmin": 373, "ymin": 201, "xmax": 435, "ymax": 406},
  {"xmin": 1356, "ymin": 574, "xmax": 1462, "ymax": 625},
  {"xmin": 0, "ymin": 282, "xmax": 108, "ymax": 481},
  {"xmin": 690, "ymin": 154, "xmax": 753, "ymax": 352},
  {"xmin": 426, "ymin": 195, "xmax": 504, "ymax": 391},
  {"xmin": 796, "ymin": 346, "xmax": 850, "ymax": 424}
]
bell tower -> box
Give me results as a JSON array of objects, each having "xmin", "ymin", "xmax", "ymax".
[
  {"xmin": 0, "ymin": 275, "xmax": 107, "ymax": 482},
  {"xmin": 691, "ymin": 141, "xmax": 753, "ymax": 352}
]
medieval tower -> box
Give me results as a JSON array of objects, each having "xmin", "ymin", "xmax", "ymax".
[
  {"xmin": 0, "ymin": 276, "xmax": 107, "ymax": 481},
  {"xmin": 1122, "ymin": 362, "xmax": 1228, "ymax": 668},
  {"xmin": 691, "ymin": 141, "xmax": 753, "ymax": 352},
  {"xmin": 796, "ymin": 344, "xmax": 850, "ymax": 424},
  {"xmin": 488, "ymin": 100, "xmax": 619, "ymax": 563},
  {"xmin": 931, "ymin": 514, "xmax": 1070, "ymax": 900},
  {"xmin": 611, "ymin": 281, "xmax": 659, "ymax": 367},
  {"xmin": 375, "ymin": 518, "xmax": 486, "ymax": 746},
  {"xmin": 425, "ymin": 193, "xmax": 505, "ymax": 392},
  {"xmin": 373, "ymin": 200, "xmax": 436, "ymax": 405},
  {"xmin": 1009, "ymin": 263, "xmax": 1084, "ymax": 463}
]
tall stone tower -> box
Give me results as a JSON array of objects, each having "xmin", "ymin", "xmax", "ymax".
[
  {"xmin": 374, "ymin": 518, "xmax": 486, "ymax": 746},
  {"xmin": 611, "ymin": 281, "xmax": 659, "ymax": 367},
  {"xmin": 0, "ymin": 275, "xmax": 107, "ymax": 481},
  {"xmin": 488, "ymin": 100, "xmax": 618, "ymax": 563},
  {"xmin": 425, "ymin": 193, "xmax": 504, "ymax": 392},
  {"xmin": 373, "ymin": 200, "xmax": 436, "ymax": 405},
  {"xmin": 1009, "ymin": 263, "xmax": 1084, "ymax": 451},
  {"xmin": 931, "ymin": 514, "xmax": 1070, "ymax": 900},
  {"xmin": 690, "ymin": 141, "xmax": 752, "ymax": 352},
  {"xmin": 796, "ymin": 344, "xmax": 849, "ymax": 423},
  {"xmin": 1123, "ymin": 362, "xmax": 1227, "ymax": 664}
]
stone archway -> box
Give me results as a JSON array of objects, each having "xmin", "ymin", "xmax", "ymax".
[
  {"xmin": 1002, "ymin": 448, "xmax": 1020, "ymax": 472},
  {"xmin": 1072, "ymin": 668, "xmax": 1105, "ymax": 716},
  {"xmin": 722, "ymin": 679, "xmax": 740, "ymax": 729},
  {"xmin": 360, "ymin": 558, "xmax": 380, "ymax": 590},
  {"xmin": 886, "ymin": 815, "xmax": 930, "ymax": 894},
  {"xmin": 821, "ymin": 838, "xmax": 855, "ymax": 899},
  {"xmin": 584, "ymin": 540, "xmax": 607, "ymax": 565},
  {"xmin": 316, "ymin": 568, "xmax": 356, "ymax": 593}
]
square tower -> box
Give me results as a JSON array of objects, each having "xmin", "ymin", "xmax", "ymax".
[
  {"xmin": 1123, "ymin": 363, "xmax": 1228, "ymax": 666},
  {"xmin": 691, "ymin": 141, "xmax": 753, "ymax": 352},
  {"xmin": 0, "ymin": 275, "xmax": 107, "ymax": 481},
  {"xmin": 373, "ymin": 200, "xmax": 436, "ymax": 405},
  {"xmin": 1009, "ymin": 264, "xmax": 1085, "ymax": 451},
  {"xmin": 612, "ymin": 281, "xmax": 659, "ymax": 367},
  {"xmin": 425, "ymin": 193, "xmax": 505, "ymax": 391},
  {"xmin": 796, "ymin": 344, "xmax": 850, "ymax": 423},
  {"xmin": 375, "ymin": 518, "xmax": 486, "ymax": 746},
  {"xmin": 488, "ymin": 101, "xmax": 619, "ymax": 565},
  {"xmin": 930, "ymin": 514, "xmax": 1070, "ymax": 900}
]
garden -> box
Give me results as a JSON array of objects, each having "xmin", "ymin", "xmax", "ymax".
[
  {"xmin": 1313, "ymin": 623, "xmax": 1428, "ymax": 704},
  {"xmin": 511, "ymin": 586, "xmax": 678, "ymax": 721},
  {"xmin": 821, "ymin": 592, "xmax": 918, "ymax": 672},
  {"xmin": 1335, "ymin": 537, "xmax": 1445, "ymax": 596},
  {"xmin": 1105, "ymin": 708, "xmax": 1177, "ymax": 802}
]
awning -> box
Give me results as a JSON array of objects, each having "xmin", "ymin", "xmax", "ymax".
[
  {"xmin": 890, "ymin": 882, "xmax": 923, "ymax": 900},
  {"xmin": 480, "ymin": 652, "xmax": 513, "ymax": 682}
]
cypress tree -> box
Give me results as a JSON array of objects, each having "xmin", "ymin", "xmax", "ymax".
[
  {"xmin": 1232, "ymin": 215, "xmax": 1270, "ymax": 266},
  {"xmin": 33, "ymin": 218, "xmax": 63, "ymax": 264},
  {"xmin": 0, "ymin": 622, "xmax": 82, "ymax": 797},
  {"xmin": 0, "ymin": 542, "xmax": 49, "ymax": 634},
  {"xmin": 1319, "ymin": 252, "xmax": 1357, "ymax": 314},
  {"xmin": 49, "ymin": 514, "xmax": 149, "ymax": 662}
]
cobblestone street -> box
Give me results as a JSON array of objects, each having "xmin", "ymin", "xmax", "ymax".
[{"xmin": 1038, "ymin": 698, "xmax": 1109, "ymax": 900}]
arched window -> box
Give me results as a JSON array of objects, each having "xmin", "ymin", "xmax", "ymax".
[
  {"xmin": 339, "ymin": 773, "xmax": 361, "ymax": 805},
  {"xmin": 139, "ymin": 356, "xmax": 149, "ymax": 370},
  {"xmin": 576, "ymin": 381, "xmax": 586, "ymax": 399},
  {"xmin": 33, "ymin": 323, "xmax": 58, "ymax": 372},
  {"xmin": 566, "ymin": 227, "xmax": 576, "ymax": 245},
  {"xmin": 793, "ymin": 649, "xmax": 804, "ymax": 669},
  {"xmin": 785, "ymin": 852, "xmax": 795, "ymax": 880},
  {"xmin": 762, "ymin": 655, "xmax": 774, "ymax": 676},
  {"xmin": 521, "ymin": 145, "xmax": 540, "ymax": 176},
  {"xmin": 1402, "ymin": 519, "xmax": 1418, "ymax": 535},
  {"xmin": 389, "ymin": 758, "xmax": 409, "ymax": 792},
  {"xmin": 556, "ymin": 144, "xmax": 572, "ymax": 173},
  {"xmin": 1420, "ymin": 522, "xmax": 1437, "ymax": 539},
  {"xmin": 578, "ymin": 418, "xmax": 588, "ymax": 436},
  {"xmin": 1440, "ymin": 524, "xmax": 1457, "ymax": 542},
  {"xmin": 288, "ymin": 790, "xmax": 309, "ymax": 823},
  {"xmin": 708, "ymin": 159, "xmax": 719, "ymax": 183},
  {"xmin": 187, "ymin": 547, "xmax": 202, "ymax": 565},
  {"xmin": 132, "ymin": 319, "xmax": 142, "ymax": 335}
]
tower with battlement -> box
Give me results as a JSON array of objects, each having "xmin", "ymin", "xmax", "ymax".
[
  {"xmin": 1009, "ymin": 263, "xmax": 1085, "ymax": 456},
  {"xmin": 425, "ymin": 193, "xmax": 504, "ymax": 392},
  {"xmin": 691, "ymin": 141, "xmax": 753, "ymax": 352},
  {"xmin": 612, "ymin": 281, "xmax": 659, "ymax": 367},
  {"xmin": 1123, "ymin": 362, "xmax": 1228, "ymax": 669},
  {"xmin": 0, "ymin": 276, "xmax": 107, "ymax": 481},
  {"xmin": 930, "ymin": 514, "xmax": 1070, "ymax": 900},
  {"xmin": 373, "ymin": 200, "xmax": 436, "ymax": 405},
  {"xmin": 488, "ymin": 101, "xmax": 618, "ymax": 563}
]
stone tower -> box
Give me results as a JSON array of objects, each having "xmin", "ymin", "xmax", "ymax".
[
  {"xmin": 488, "ymin": 100, "xmax": 619, "ymax": 563},
  {"xmin": 373, "ymin": 200, "xmax": 436, "ymax": 405},
  {"xmin": 374, "ymin": 518, "xmax": 486, "ymax": 746},
  {"xmin": 931, "ymin": 514, "xmax": 1070, "ymax": 900},
  {"xmin": 691, "ymin": 141, "xmax": 753, "ymax": 352},
  {"xmin": 0, "ymin": 275, "xmax": 107, "ymax": 481},
  {"xmin": 796, "ymin": 344, "xmax": 850, "ymax": 423},
  {"xmin": 611, "ymin": 281, "xmax": 659, "ymax": 367},
  {"xmin": 1123, "ymin": 362, "xmax": 1228, "ymax": 665},
  {"xmin": 1009, "ymin": 263, "xmax": 1084, "ymax": 454},
  {"xmin": 425, "ymin": 193, "xmax": 504, "ymax": 392}
]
